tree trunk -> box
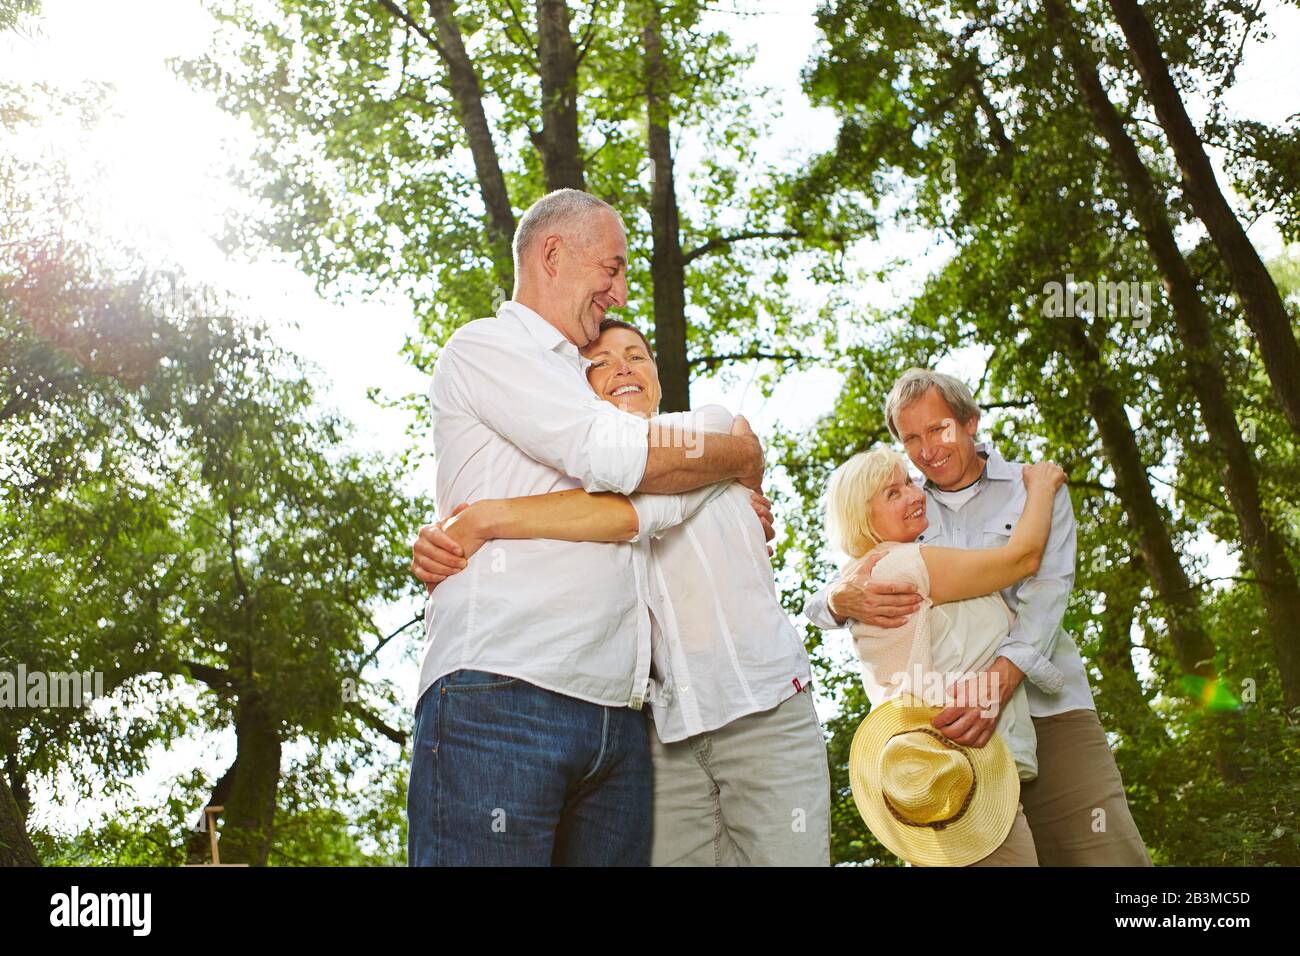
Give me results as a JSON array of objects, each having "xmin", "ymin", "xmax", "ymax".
[
  {"xmin": 185, "ymin": 755, "xmax": 240, "ymax": 864},
  {"xmin": 643, "ymin": 2, "xmax": 690, "ymax": 411},
  {"xmin": 1058, "ymin": 315, "xmax": 1218, "ymax": 679},
  {"xmin": 426, "ymin": 0, "xmax": 517, "ymax": 286},
  {"xmin": 216, "ymin": 691, "xmax": 283, "ymax": 866},
  {"xmin": 1092, "ymin": 564, "xmax": 1165, "ymax": 744},
  {"xmin": 1056, "ymin": 325, "xmax": 1249, "ymax": 779},
  {"xmin": 1051, "ymin": 0, "xmax": 1300, "ymax": 710},
  {"xmin": 0, "ymin": 772, "xmax": 38, "ymax": 867},
  {"xmin": 534, "ymin": 0, "xmax": 586, "ymax": 191},
  {"xmin": 1105, "ymin": 0, "xmax": 1300, "ymax": 436}
]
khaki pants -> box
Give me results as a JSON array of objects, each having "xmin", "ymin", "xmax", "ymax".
[
  {"xmin": 968, "ymin": 803, "xmax": 1040, "ymax": 866},
  {"xmin": 905, "ymin": 804, "xmax": 1038, "ymax": 868},
  {"xmin": 919, "ymin": 708, "xmax": 1150, "ymax": 868},
  {"xmin": 648, "ymin": 688, "xmax": 831, "ymax": 866},
  {"xmin": 1019, "ymin": 708, "xmax": 1153, "ymax": 866}
]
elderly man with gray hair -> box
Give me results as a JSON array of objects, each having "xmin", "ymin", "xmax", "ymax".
[
  {"xmin": 407, "ymin": 189, "xmax": 767, "ymax": 866},
  {"xmin": 804, "ymin": 368, "xmax": 1151, "ymax": 866}
]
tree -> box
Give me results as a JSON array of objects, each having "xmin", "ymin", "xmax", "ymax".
[
  {"xmin": 1045, "ymin": 0, "xmax": 1300, "ymax": 711},
  {"xmin": 1104, "ymin": 0, "xmax": 1300, "ymax": 436},
  {"xmin": 785, "ymin": 0, "xmax": 1300, "ymax": 863},
  {"xmin": 1, "ymin": 77, "xmax": 429, "ymax": 865},
  {"xmin": 181, "ymin": 0, "xmax": 839, "ymax": 412}
]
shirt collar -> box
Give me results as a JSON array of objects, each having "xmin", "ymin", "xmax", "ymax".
[
  {"xmin": 978, "ymin": 441, "xmax": 1018, "ymax": 481},
  {"xmin": 500, "ymin": 300, "xmax": 593, "ymax": 372},
  {"xmin": 922, "ymin": 441, "xmax": 1016, "ymax": 492}
]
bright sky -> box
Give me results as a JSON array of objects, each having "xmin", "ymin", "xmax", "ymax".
[{"xmin": 4, "ymin": 0, "xmax": 1297, "ymax": 843}]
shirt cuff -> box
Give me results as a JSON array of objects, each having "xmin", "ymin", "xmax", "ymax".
[
  {"xmin": 804, "ymin": 588, "xmax": 852, "ymax": 630},
  {"xmin": 996, "ymin": 639, "xmax": 1065, "ymax": 695},
  {"xmin": 629, "ymin": 494, "xmax": 673, "ymax": 542},
  {"xmin": 586, "ymin": 408, "xmax": 650, "ymax": 494}
]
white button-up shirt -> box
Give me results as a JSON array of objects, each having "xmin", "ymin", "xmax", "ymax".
[
  {"xmin": 804, "ymin": 443, "xmax": 1094, "ymax": 718},
  {"xmin": 418, "ymin": 301, "xmax": 657, "ymax": 709},
  {"xmin": 632, "ymin": 405, "xmax": 813, "ymax": 742}
]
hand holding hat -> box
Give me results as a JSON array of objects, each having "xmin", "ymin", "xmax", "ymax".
[{"xmin": 849, "ymin": 695, "xmax": 1019, "ymax": 867}]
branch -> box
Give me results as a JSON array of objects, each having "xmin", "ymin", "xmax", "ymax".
[
  {"xmin": 582, "ymin": 128, "xmax": 613, "ymax": 166},
  {"xmin": 1147, "ymin": 574, "xmax": 1259, "ymax": 604},
  {"xmin": 1208, "ymin": 0, "xmax": 1266, "ymax": 130},
  {"xmin": 4, "ymin": 755, "xmax": 30, "ymax": 819},
  {"xmin": 181, "ymin": 660, "xmax": 235, "ymax": 690},
  {"xmin": 0, "ymin": 392, "xmax": 35, "ymax": 422},
  {"xmin": 974, "ymin": 358, "xmax": 994, "ymax": 399},
  {"xmin": 688, "ymin": 350, "xmax": 805, "ymax": 371},
  {"xmin": 359, "ymin": 611, "xmax": 424, "ymax": 669},
  {"xmin": 268, "ymin": 843, "xmax": 315, "ymax": 867},
  {"xmin": 574, "ymin": 0, "xmax": 600, "ymax": 65},
  {"xmin": 847, "ymin": 426, "xmax": 893, "ymax": 456},
  {"xmin": 225, "ymin": 503, "xmax": 250, "ymax": 607},
  {"xmin": 1146, "ymin": 471, "xmax": 1231, "ymax": 516},
  {"xmin": 348, "ymin": 703, "xmax": 407, "ymax": 746},
  {"xmin": 1073, "ymin": 471, "xmax": 1233, "ymax": 520},
  {"xmin": 1067, "ymin": 479, "xmax": 1116, "ymax": 497},
  {"xmin": 376, "ymin": 0, "xmax": 447, "ymax": 59},
  {"xmin": 499, "ymin": 0, "xmax": 541, "ymax": 69},
  {"xmin": 682, "ymin": 229, "xmax": 803, "ymax": 264}
]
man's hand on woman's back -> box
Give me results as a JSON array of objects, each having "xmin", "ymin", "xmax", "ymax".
[
  {"xmin": 730, "ymin": 414, "xmax": 766, "ymax": 493},
  {"xmin": 748, "ymin": 490, "xmax": 776, "ymax": 556},
  {"xmin": 827, "ymin": 550, "xmax": 924, "ymax": 629}
]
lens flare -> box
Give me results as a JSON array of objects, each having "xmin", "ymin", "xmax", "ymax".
[{"xmin": 1178, "ymin": 675, "xmax": 1241, "ymax": 712}]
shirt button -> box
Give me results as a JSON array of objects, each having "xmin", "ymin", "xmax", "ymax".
[{"xmin": 1005, "ymin": 523, "xmax": 1012, "ymax": 530}]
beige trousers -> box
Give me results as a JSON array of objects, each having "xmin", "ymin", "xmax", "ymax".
[
  {"xmin": 968, "ymin": 804, "xmax": 1040, "ymax": 866},
  {"xmin": 926, "ymin": 708, "xmax": 1151, "ymax": 867},
  {"xmin": 648, "ymin": 688, "xmax": 832, "ymax": 866},
  {"xmin": 1018, "ymin": 708, "xmax": 1153, "ymax": 866}
]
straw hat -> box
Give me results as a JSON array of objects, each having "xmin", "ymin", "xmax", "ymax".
[{"xmin": 849, "ymin": 696, "xmax": 1019, "ymax": 867}]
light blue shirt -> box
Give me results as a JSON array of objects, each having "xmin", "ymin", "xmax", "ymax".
[{"xmin": 804, "ymin": 442, "xmax": 1094, "ymax": 718}]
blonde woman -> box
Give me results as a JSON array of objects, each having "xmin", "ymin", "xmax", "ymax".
[{"xmin": 824, "ymin": 446, "xmax": 1067, "ymax": 866}]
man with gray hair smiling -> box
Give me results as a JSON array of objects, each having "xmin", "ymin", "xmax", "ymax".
[
  {"xmin": 407, "ymin": 188, "xmax": 767, "ymax": 866},
  {"xmin": 804, "ymin": 367, "xmax": 1151, "ymax": 865}
]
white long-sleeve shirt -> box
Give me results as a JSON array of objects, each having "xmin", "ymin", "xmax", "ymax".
[
  {"xmin": 632, "ymin": 406, "xmax": 813, "ymax": 742},
  {"xmin": 418, "ymin": 301, "xmax": 657, "ymax": 709}
]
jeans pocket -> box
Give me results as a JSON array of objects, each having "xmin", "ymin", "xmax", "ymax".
[
  {"xmin": 414, "ymin": 683, "xmax": 443, "ymax": 755},
  {"xmin": 445, "ymin": 668, "xmax": 521, "ymax": 692}
]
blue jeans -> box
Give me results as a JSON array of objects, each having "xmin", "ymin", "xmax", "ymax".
[{"xmin": 407, "ymin": 669, "xmax": 652, "ymax": 866}]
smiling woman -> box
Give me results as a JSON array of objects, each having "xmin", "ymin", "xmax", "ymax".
[
  {"xmin": 582, "ymin": 319, "xmax": 662, "ymax": 417},
  {"xmin": 822, "ymin": 447, "xmax": 1069, "ymax": 865}
]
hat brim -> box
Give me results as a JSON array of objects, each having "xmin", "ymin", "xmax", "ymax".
[{"xmin": 849, "ymin": 696, "xmax": 1020, "ymax": 867}]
